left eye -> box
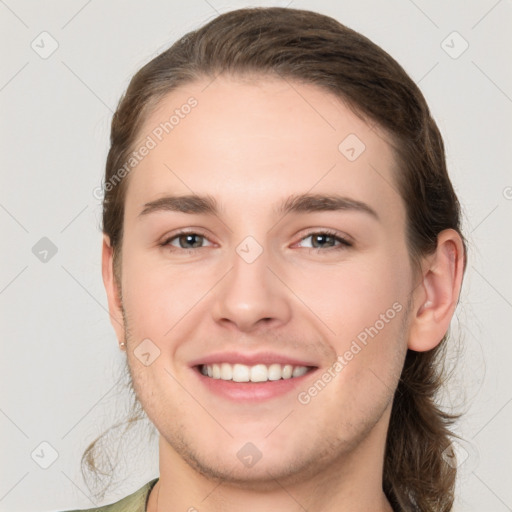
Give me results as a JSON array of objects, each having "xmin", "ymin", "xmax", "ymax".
[{"xmin": 297, "ymin": 232, "xmax": 351, "ymax": 249}]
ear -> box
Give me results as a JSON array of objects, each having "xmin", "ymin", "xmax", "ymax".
[
  {"xmin": 408, "ymin": 229, "xmax": 465, "ymax": 352},
  {"xmin": 101, "ymin": 234, "xmax": 125, "ymax": 345}
]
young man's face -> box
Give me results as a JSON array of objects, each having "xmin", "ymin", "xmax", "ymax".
[{"xmin": 107, "ymin": 76, "xmax": 417, "ymax": 485}]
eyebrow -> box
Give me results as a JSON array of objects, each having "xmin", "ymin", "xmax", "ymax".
[{"xmin": 138, "ymin": 193, "xmax": 379, "ymax": 220}]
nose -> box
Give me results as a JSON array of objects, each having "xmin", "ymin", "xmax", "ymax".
[{"xmin": 211, "ymin": 244, "xmax": 292, "ymax": 333}]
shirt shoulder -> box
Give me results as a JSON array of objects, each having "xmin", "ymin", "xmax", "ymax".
[{"xmin": 60, "ymin": 478, "xmax": 159, "ymax": 512}]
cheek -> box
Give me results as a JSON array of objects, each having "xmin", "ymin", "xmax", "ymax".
[
  {"xmin": 325, "ymin": 255, "xmax": 410, "ymax": 394},
  {"xmin": 300, "ymin": 253, "xmax": 411, "ymax": 405},
  {"xmin": 120, "ymin": 244, "xmax": 216, "ymax": 335},
  {"xmin": 300, "ymin": 252, "xmax": 409, "ymax": 340}
]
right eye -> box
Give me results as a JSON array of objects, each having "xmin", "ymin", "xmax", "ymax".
[{"xmin": 161, "ymin": 231, "xmax": 214, "ymax": 251}]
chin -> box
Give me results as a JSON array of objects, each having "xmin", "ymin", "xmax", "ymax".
[{"xmin": 174, "ymin": 432, "xmax": 339, "ymax": 490}]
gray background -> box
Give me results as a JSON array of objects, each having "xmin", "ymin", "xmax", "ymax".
[{"xmin": 1, "ymin": 1, "xmax": 511, "ymax": 511}]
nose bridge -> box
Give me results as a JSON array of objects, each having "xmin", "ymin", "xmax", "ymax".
[
  {"xmin": 212, "ymin": 234, "xmax": 291, "ymax": 330},
  {"xmin": 230, "ymin": 238, "xmax": 269, "ymax": 298}
]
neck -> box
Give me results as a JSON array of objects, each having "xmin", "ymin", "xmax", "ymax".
[{"xmin": 147, "ymin": 412, "xmax": 393, "ymax": 512}]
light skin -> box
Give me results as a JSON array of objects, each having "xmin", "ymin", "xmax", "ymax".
[{"xmin": 102, "ymin": 76, "xmax": 465, "ymax": 511}]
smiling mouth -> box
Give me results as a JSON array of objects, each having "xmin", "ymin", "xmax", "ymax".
[{"xmin": 197, "ymin": 362, "xmax": 317, "ymax": 383}]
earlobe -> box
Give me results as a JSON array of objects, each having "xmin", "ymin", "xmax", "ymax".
[
  {"xmin": 101, "ymin": 234, "xmax": 125, "ymax": 344},
  {"xmin": 408, "ymin": 229, "xmax": 465, "ymax": 352}
]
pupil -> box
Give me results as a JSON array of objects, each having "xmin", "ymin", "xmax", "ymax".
[
  {"xmin": 313, "ymin": 234, "xmax": 333, "ymax": 248},
  {"xmin": 180, "ymin": 234, "xmax": 202, "ymax": 248}
]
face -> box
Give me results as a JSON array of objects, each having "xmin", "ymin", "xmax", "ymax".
[{"xmin": 110, "ymin": 76, "xmax": 416, "ymax": 486}]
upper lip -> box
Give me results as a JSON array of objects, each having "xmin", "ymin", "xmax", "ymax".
[{"xmin": 189, "ymin": 351, "xmax": 319, "ymax": 368}]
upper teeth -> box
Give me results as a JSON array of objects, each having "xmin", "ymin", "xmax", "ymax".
[{"xmin": 200, "ymin": 363, "xmax": 309, "ymax": 382}]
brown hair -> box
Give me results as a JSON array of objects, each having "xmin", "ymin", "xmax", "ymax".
[{"xmin": 85, "ymin": 7, "xmax": 466, "ymax": 510}]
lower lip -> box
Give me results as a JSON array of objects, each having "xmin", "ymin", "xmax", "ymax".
[{"xmin": 193, "ymin": 367, "xmax": 317, "ymax": 402}]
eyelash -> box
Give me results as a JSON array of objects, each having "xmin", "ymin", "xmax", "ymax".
[{"xmin": 160, "ymin": 229, "xmax": 352, "ymax": 254}]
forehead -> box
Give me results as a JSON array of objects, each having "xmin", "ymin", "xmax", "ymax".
[{"xmin": 124, "ymin": 76, "xmax": 402, "ymax": 224}]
